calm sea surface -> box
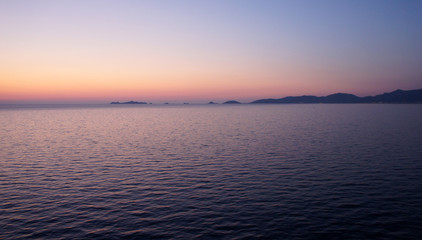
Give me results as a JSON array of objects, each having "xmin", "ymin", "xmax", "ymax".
[{"xmin": 1, "ymin": 104, "xmax": 421, "ymax": 239}]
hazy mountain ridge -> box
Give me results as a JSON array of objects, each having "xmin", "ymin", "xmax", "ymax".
[{"xmin": 251, "ymin": 89, "xmax": 422, "ymax": 104}]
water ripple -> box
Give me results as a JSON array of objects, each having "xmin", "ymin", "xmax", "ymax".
[{"xmin": 1, "ymin": 104, "xmax": 421, "ymax": 239}]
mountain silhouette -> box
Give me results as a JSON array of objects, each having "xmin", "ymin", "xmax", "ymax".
[
  {"xmin": 361, "ymin": 89, "xmax": 422, "ymax": 103},
  {"xmin": 251, "ymin": 89, "xmax": 422, "ymax": 104}
]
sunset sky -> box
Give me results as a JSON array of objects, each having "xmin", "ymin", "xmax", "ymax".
[{"xmin": 1, "ymin": 0, "xmax": 421, "ymax": 103}]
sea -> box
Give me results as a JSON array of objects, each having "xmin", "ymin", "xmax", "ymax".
[{"xmin": 1, "ymin": 104, "xmax": 421, "ymax": 239}]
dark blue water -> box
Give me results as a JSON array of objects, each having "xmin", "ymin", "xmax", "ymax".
[{"xmin": 1, "ymin": 104, "xmax": 421, "ymax": 239}]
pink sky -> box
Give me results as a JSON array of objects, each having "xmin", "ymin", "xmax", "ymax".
[{"xmin": 1, "ymin": 1, "xmax": 421, "ymax": 103}]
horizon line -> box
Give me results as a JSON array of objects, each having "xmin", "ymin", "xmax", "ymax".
[{"xmin": 1, "ymin": 87, "xmax": 421, "ymax": 105}]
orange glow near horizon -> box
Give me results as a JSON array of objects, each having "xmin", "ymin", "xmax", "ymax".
[
  {"xmin": 0, "ymin": 61, "xmax": 338, "ymax": 103},
  {"xmin": 1, "ymin": 63, "xmax": 417, "ymax": 103},
  {"xmin": 1, "ymin": 51, "xmax": 323, "ymax": 103}
]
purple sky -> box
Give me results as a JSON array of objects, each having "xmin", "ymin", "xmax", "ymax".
[{"xmin": 1, "ymin": 0, "xmax": 421, "ymax": 103}]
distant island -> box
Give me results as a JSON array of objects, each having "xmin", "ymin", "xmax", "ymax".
[
  {"xmin": 110, "ymin": 101, "xmax": 147, "ymax": 104},
  {"xmin": 223, "ymin": 100, "xmax": 241, "ymax": 104},
  {"xmin": 251, "ymin": 89, "xmax": 422, "ymax": 104}
]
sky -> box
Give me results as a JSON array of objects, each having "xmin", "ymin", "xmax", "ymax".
[{"xmin": 1, "ymin": 0, "xmax": 421, "ymax": 103}]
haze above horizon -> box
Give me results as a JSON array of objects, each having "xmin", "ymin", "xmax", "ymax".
[{"xmin": 1, "ymin": 0, "xmax": 421, "ymax": 104}]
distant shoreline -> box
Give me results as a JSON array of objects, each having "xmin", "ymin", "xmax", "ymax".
[
  {"xmin": 110, "ymin": 88, "xmax": 422, "ymax": 105},
  {"xmin": 251, "ymin": 89, "xmax": 422, "ymax": 104}
]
